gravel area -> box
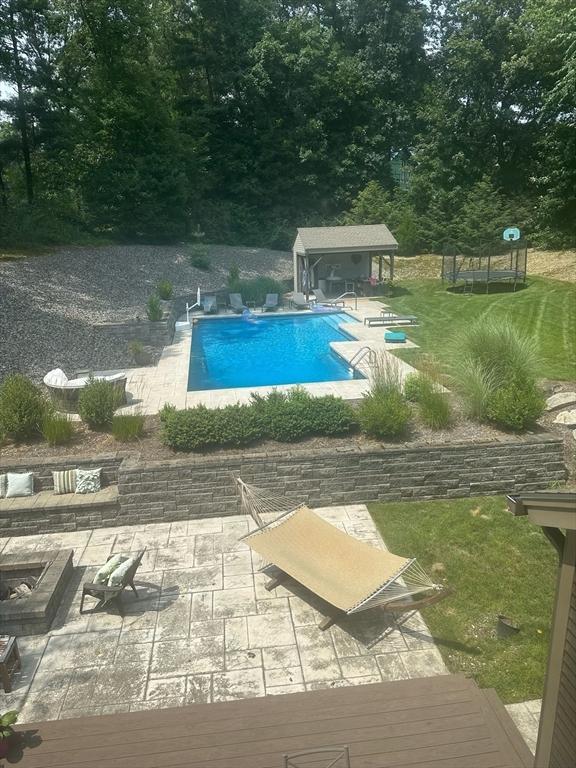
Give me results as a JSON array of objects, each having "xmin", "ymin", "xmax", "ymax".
[{"xmin": 0, "ymin": 244, "xmax": 292, "ymax": 382}]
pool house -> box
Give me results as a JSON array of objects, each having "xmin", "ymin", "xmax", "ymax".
[{"xmin": 292, "ymin": 224, "xmax": 398, "ymax": 298}]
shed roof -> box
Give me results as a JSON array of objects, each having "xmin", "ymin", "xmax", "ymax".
[{"xmin": 294, "ymin": 224, "xmax": 398, "ymax": 254}]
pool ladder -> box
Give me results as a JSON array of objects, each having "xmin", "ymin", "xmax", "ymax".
[{"xmin": 348, "ymin": 346, "xmax": 375, "ymax": 372}]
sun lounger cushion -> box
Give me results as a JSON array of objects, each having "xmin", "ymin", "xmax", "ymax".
[
  {"xmin": 52, "ymin": 469, "xmax": 77, "ymax": 495},
  {"xmin": 108, "ymin": 555, "xmax": 137, "ymax": 587},
  {"xmin": 6, "ymin": 472, "xmax": 34, "ymax": 498},
  {"xmin": 385, "ymin": 331, "xmax": 407, "ymax": 342},
  {"xmin": 94, "ymin": 553, "xmax": 129, "ymax": 584},
  {"xmin": 75, "ymin": 468, "xmax": 102, "ymax": 494}
]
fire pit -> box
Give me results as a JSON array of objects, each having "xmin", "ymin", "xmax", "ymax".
[{"xmin": 0, "ymin": 550, "xmax": 74, "ymax": 635}]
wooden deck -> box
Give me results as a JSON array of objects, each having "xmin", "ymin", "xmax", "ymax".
[{"xmin": 12, "ymin": 674, "xmax": 533, "ymax": 768}]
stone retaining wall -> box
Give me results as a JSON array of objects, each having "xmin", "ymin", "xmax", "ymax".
[
  {"xmin": 118, "ymin": 434, "xmax": 566, "ymax": 526},
  {"xmin": 0, "ymin": 434, "xmax": 566, "ymax": 536},
  {"xmin": 94, "ymin": 318, "xmax": 172, "ymax": 347}
]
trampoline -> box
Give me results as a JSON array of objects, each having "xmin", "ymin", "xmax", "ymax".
[{"xmin": 441, "ymin": 241, "xmax": 528, "ymax": 293}]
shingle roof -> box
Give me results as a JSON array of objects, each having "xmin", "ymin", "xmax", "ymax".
[{"xmin": 294, "ymin": 224, "xmax": 398, "ymax": 253}]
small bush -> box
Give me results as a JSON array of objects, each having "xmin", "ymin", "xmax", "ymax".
[
  {"xmin": 0, "ymin": 374, "xmax": 48, "ymax": 441},
  {"xmin": 418, "ymin": 385, "xmax": 453, "ymax": 429},
  {"xmin": 306, "ymin": 395, "xmax": 358, "ymax": 435},
  {"xmin": 358, "ymin": 390, "xmax": 411, "ymax": 439},
  {"xmin": 449, "ymin": 318, "xmax": 540, "ymax": 428},
  {"xmin": 78, "ymin": 379, "xmax": 121, "ymax": 429},
  {"xmin": 227, "ymin": 263, "xmax": 240, "ymax": 284},
  {"xmin": 146, "ymin": 295, "xmax": 163, "ymax": 322},
  {"xmin": 189, "ymin": 245, "xmax": 212, "ymax": 271},
  {"xmin": 112, "ymin": 414, "xmax": 145, "ymax": 442},
  {"xmin": 485, "ymin": 380, "xmax": 545, "ymax": 431},
  {"xmin": 358, "ymin": 354, "xmax": 411, "ymax": 438},
  {"xmin": 128, "ymin": 340, "xmax": 150, "ymax": 365},
  {"xmin": 157, "ymin": 280, "xmax": 173, "ymax": 300},
  {"xmin": 42, "ymin": 412, "xmax": 74, "ymax": 446},
  {"xmin": 403, "ymin": 373, "xmax": 426, "ymax": 402},
  {"xmin": 160, "ymin": 403, "xmax": 262, "ymax": 451}
]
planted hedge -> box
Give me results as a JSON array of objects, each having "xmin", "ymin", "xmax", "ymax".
[{"xmin": 160, "ymin": 389, "xmax": 358, "ymax": 451}]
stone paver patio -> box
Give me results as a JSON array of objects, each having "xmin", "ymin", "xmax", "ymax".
[{"xmin": 1, "ymin": 504, "xmax": 450, "ymax": 724}]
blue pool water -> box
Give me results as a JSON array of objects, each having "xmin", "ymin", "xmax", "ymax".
[{"xmin": 188, "ymin": 311, "xmax": 363, "ymax": 391}]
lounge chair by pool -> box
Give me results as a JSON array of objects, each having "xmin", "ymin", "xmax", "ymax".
[
  {"xmin": 262, "ymin": 293, "xmax": 279, "ymax": 312},
  {"xmin": 290, "ymin": 292, "xmax": 312, "ymax": 310},
  {"xmin": 364, "ymin": 313, "xmax": 418, "ymax": 327},
  {"xmin": 312, "ymin": 288, "xmax": 346, "ymax": 307},
  {"xmin": 229, "ymin": 293, "xmax": 248, "ymax": 314},
  {"xmin": 202, "ymin": 295, "xmax": 218, "ymax": 314}
]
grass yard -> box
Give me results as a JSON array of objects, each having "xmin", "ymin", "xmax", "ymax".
[
  {"xmin": 369, "ymin": 496, "xmax": 557, "ymax": 703},
  {"xmin": 378, "ymin": 277, "xmax": 576, "ymax": 380}
]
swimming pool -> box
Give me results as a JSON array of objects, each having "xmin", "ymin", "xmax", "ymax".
[{"xmin": 188, "ymin": 312, "xmax": 363, "ymax": 391}]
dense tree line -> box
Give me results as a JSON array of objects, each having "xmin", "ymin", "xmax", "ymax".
[{"xmin": 0, "ymin": 0, "xmax": 574, "ymax": 251}]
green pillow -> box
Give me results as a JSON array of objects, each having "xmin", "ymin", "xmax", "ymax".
[
  {"xmin": 108, "ymin": 556, "xmax": 136, "ymax": 587},
  {"xmin": 93, "ymin": 554, "xmax": 128, "ymax": 584}
]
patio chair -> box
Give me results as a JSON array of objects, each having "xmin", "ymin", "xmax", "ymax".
[
  {"xmin": 284, "ymin": 746, "xmax": 350, "ymax": 768},
  {"xmin": 43, "ymin": 368, "xmax": 127, "ymax": 413},
  {"xmin": 262, "ymin": 293, "xmax": 279, "ymax": 312},
  {"xmin": 229, "ymin": 293, "xmax": 248, "ymax": 314},
  {"xmin": 202, "ymin": 294, "xmax": 218, "ymax": 314},
  {"xmin": 237, "ymin": 479, "xmax": 451, "ymax": 630},
  {"xmin": 79, "ymin": 550, "xmax": 146, "ymax": 617},
  {"xmin": 290, "ymin": 292, "xmax": 312, "ymax": 310},
  {"xmin": 313, "ymin": 288, "xmax": 346, "ymax": 308}
]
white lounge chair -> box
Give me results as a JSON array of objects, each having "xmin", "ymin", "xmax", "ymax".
[
  {"xmin": 43, "ymin": 368, "xmax": 127, "ymax": 412},
  {"xmin": 313, "ymin": 288, "xmax": 346, "ymax": 308},
  {"xmin": 290, "ymin": 292, "xmax": 312, "ymax": 310}
]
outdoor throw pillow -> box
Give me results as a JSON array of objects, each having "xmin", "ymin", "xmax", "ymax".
[
  {"xmin": 108, "ymin": 556, "xmax": 136, "ymax": 587},
  {"xmin": 0, "ymin": 474, "xmax": 6, "ymax": 498},
  {"xmin": 6, "ymin": 472, "xmax": 34, "ymax": 498},
  {"xmin": 94, "ymin": 554, "xmax": 129, "ymax": 585},
  {"xmin": 75, "ymin": 468, "xmax": 102, "ymax": 494},
  {"xmin": 52, "ymin": 469, "xmax": 77, "ymax": 495}
]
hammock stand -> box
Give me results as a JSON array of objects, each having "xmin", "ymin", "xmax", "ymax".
[{"xmin": 237, "ymin": 479, "xmax": 451, "ymax": 630}]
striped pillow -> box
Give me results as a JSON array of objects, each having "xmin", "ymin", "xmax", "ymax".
[{"xmin": 53, "ymin": 469, "xmax": 77, "ymax": 495}]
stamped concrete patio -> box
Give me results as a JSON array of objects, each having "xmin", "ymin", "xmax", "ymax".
[{"xmin": 1, "ymin": 504, "xmax": 451, "ymax": 724}]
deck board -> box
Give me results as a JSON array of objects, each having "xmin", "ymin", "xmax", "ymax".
[{"xmin": 13, "ymin": 674, "xmax": 533, "ymax": 768}]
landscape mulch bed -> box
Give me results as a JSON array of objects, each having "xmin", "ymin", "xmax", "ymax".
[{"xmin": 0, "ymin": 411, "xmax": 545, "ymax": 462}]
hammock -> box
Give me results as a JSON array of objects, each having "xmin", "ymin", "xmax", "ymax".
[{"xmin": 238, "ymin": 479, "xmax": 450, "ymax": 629}]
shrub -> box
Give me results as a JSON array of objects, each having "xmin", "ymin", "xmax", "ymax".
[
  {"xmin": 42, "ymin": 412, "xmax": 74, "ymax": 446},
  {"xmin": 128, "ymin": 340, "xmax": 150, "ymax": 365},
  {"xmin": 358, "ymin": 354, "xmax": 411, "ymax": 439},
  {"xmin": 358, "ymin": 390, "xmax": 411, "ymax": 439},
  {"xmin": 0, "ymin": 374, "xmax": 48, "ymax": 441},
  {"xmin": 485, "ymin": 379, "xmax": 545, "ymax": 431},
  {"xmin": 189, "ymin": 245, "xmax": 211, "ymax": 271},
  {"xmin": 111, "ymin": 414, "xmax": 145, "ymax": 441},
  {"xmin": 449, "ymin": 318, "xmax": 542, "ymax": 430},
  {"xmin": 250, "ymin": 389, "xmax": 311, "ymax": 442},
  {"xmin": 418, "ymin": 385, "xmax": 453, "ymax": 429},
  {"xmin": 306, "ymin": 395, "xmax": 358, "ymax": 435},
  {"xmin": 160, "ymin": 403, "xmax": 262, "ymax": 450},
  {"xmin": 157, "ymin": 280, "xmax": 173, "ymax": 300},
  {"xmin": 403, "ymin": 372, "xmax": 426, "ymax": 402},
  {"xmin": 227, "ymin": 276, "xmax": 285, "ymax": 306},
  {"xmin": 146, "ymin": 295, "xmax": 163, "ymax": 322},
  {"xmin": 78, "ymin": 379, "xmax": 121, "ymax": 429},
  {"xmin": 227, "ymin": 263, "xmax": 240, "ymax": 285}
]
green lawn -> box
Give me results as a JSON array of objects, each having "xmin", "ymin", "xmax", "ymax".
[
  {"xmin": 378, "ymin": 277, "xmax": 576, "ymax": 380},
  {"xmin": 369, "ymin": 496, "xmax": 557, "ymax": 703}
]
